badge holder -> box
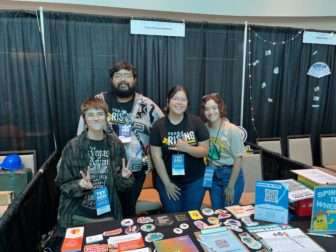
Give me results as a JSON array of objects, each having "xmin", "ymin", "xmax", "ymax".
[
  {"xmin": 94, "ymin": 187, "xmax": 111, "ymax": 216},
  {"xmin": 172, "ymin": 154, "xmax": 185, "ymax": 176}
]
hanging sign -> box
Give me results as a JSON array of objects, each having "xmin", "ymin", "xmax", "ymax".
[
  {"xmin": 303, "ymin": 31, "xmax": 336, "ymax": 45},
  {"xmin": 130, "ymin": 20, "xmax": 185, "ymax": 37}
]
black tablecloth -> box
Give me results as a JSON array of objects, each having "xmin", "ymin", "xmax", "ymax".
[{"xmin": 81, "ymin": 212, "xmax": 335, "ymax": 252}]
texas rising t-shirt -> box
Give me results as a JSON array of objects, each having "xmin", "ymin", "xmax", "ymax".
[
  {"xmin": 80, "ymin": 139, "xmax": 110, "ymax": 216},
  {"xmin": 150, "ymin": 114, "xmax": 209, "ymax": 185}
]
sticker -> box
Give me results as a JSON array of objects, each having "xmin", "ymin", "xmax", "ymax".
[
  {"xmin": 188, "ymin": 210, "xmax": 203, "ymax": 220},
  {"xmin": 179, "ymin": 223, "xmax": 189, "ymax": 230},
  {"xmin": 241, "ymin": 216, "xmax": 259, "ymax": 227},
  {"xmin": 224, "ymin": 219, "xmax": 242, "ymax": 227},
  {"xmin": 155, "ymin": 215, "xmax": 174, "ymax": 226},
  {"xmin": 83, "ymin": 244, "xmax": 109, "ymax": 252},
  {"xmin": 239, "ymin": 232, "xmax": 262, "ymax": 250},
  {"xmin": 121, "ymin": 218, "xmax": 134, "ymax": 227},
  {"xmin": 207, "ymin": 216, "xmax": 220, "ymax": 225},
  {"xmin": 174, "ymin": 213, "xmax": 188, "ymax": 222},
  {"xmin": 214, "ymin": 209, "xmax": 228, "ymax": 215},
  {"xmin": 218, "ymin": 213, "xmax": 232, "ymax": 220},
  {"xmin": 124, "ymin": 225, "xmax": 139, "ymax": 234},
  {"xmin": 201, "ymin": 208, "xmax": 214, "ymax": 216},
  {"xmin": 137, "ymin": 216, "xmax": 154, "ymax": 224},
  {"xmin": 173, "ymin": 228, "xmax": 183, "ymax": 234},
  {"xmin": 103, "ymin": 228, "xmax": 123, "ymax": 236},
  {"xmin": 140, "ymin": 223, "xmax": 156, "ymax": 232},
  {"xmin": 144, "ymin": 232, "xmax": 164, "ymax": 243},
  {"xmin": 226, "ymin": 225, "xmax": 243, "ymax": 233},
  {"xmin": 193, "ymin": 220, "xmax": 209, "ymax": 230},
  {"xmin": 85, "ymin": 234, "xmax": 103, "ymax": 244}
]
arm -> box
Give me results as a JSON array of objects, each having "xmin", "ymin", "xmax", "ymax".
[
  {"xmin": 225, "ymin": 125, "xmax": 245, "ymax": 203},
  {"xmin": 150, "ymin": 145, "xmax": 181, "ymax": 201},
  {"xmin": 174, "ymin": 139, "xmax": 209, "ymax": 158},
  {"xmin": 55, "ymin": 145, "xmax": 88, "ymax": 198},
  {"xmin": 112, "ymin": 140, "xmax": 134, "ymax": 191}
]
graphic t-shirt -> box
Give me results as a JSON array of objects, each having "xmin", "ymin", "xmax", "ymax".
[
  {"xmin": 80, "ymin": 139, "xmax": 110, "ymax": 215},
  {"xmin": 104, "ymin": 92, "xmax": 161, "ymax": 172},
  {"xmin": 150, "ymin": 114, "xmax": 209, "ymax": 184},
  {"xmin": 207, "ymin": 120, "xmax": 245, "ymax": 167}
]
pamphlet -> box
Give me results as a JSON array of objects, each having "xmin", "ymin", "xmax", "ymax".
[
  {"xmin": 255, "ymin": 228, "xmax": 325, "ymax": 252},
  {"xmin": 310, "ymin": 185, "xmax": 336, "ymax": 234}
]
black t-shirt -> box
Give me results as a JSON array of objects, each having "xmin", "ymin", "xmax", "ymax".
[
  {"xmin": 150, "ymin": 114, "xmax": 209, "ymax": 185},
  {"xmin": 79, "ymin": 139, "xmax": 111, "ymax": 217},
  {"xmin": 104, "ymin": 92, "xmax": 134, "ymax": 134}
]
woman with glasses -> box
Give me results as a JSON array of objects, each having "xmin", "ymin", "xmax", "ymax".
[
  {"xmin": 200, "ymin": 93, "xmax": 245, "ymax": 209},
  {"xmin": 150, "ymin": 86, "xmax": 209, "ymax": 213}
]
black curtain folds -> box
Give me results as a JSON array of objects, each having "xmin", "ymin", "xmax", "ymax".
[
  {"xmin": 243, "ymin": 25, "xmax": 336, "ymax": 164},
  {"xmin": 184, "ymin": 23, "xmax": 244, "ymax": 123},
  {"xmin": 0, "ymin": 11, "xmax": 54, "ymax": 166}
]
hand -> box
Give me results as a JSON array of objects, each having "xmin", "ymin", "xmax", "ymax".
[
  {"xmin": 121, "ymin": 158, "xmax": 132, "ymax": 178},
  {"xmin": 174, "ymin": 139, "xmax": 190, "ymax": 153},
  {"xmin": 224, "ymin": 185, "xmax": 235, "ymax": 205},
  {"xmin": 164, "ymin": 181, "xmax": 181, "ymax": 201},
  {"xmin": 79, "ymin": 169, "xmax": 93, "ymax": 189}
]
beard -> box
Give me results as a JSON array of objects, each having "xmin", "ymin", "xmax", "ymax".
[{"xmin": 112, "ymin": 81, "xmax": 136, "ymax": 98}]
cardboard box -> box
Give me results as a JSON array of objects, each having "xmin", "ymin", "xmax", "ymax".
[
  {"xmin": 0, "ymin": 191, "xmax": 14, "ymax": 205},
  {"xmin": 0, "ymin": 168, "xmax": 32, "ymax": 196}
]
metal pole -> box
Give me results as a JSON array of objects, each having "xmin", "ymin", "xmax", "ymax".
[{"xmin": 240, "ymin": 21, "xmax": 248, "ymax": 126}]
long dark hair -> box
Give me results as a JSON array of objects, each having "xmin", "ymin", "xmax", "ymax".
[{"xmin": 164, "ymin": 85, "xmax": 190, "ymax": 114}]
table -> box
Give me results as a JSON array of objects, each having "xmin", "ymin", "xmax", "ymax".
[{"xmin": 79, "ymin": 211, "xmax": 335, "ymax": 252}]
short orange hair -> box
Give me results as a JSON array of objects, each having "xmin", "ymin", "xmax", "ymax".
[{"xmin": 80, "ymin": 97, "xmax": 108, "ymax": 117}]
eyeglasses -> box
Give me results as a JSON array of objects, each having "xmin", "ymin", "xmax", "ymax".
[
  {"xmin": 113, "ymin": 73, "xmax": 134, "ymax": 79},
  {"xmin": 85, "ymin": 111, "xmax": 106, "ymax": 120},
  {"xmin": 202, "ymin": 92, "xmax": 220, "ymax": 100}
]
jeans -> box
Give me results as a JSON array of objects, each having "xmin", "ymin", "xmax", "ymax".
[
  {"xmin": 118, "ymin": 170, "xmax": 146, "ymax": 217},
  {"xmin": 156, "ymin": 176, "xmax": 205, "ymax": 213},
  {"xmin": 209, "ymin": 166, "xmax": 244, "ymax": 209}
]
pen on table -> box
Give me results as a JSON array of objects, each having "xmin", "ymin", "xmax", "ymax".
[{"xmin": 307, "ymin": 232, "xmax": 334, "ymax": 238}]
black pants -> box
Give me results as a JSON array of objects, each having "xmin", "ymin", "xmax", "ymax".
[{"xmin": 118, "ymin": 170, "xmax": 146, "ymax": 218}]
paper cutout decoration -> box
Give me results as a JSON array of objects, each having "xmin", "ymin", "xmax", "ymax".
[
  {"xmin": 267, "ymin": 98, "xmax": 273, "ymax": 103},
  {"xmin": 265, "ymin": 50, "xmax": 272, "ymax": 56},
  {"xmin": 273, "ymin": 67, "xmax": 279, "ymax": 74},
  {"xmin": 312, "ymin": 104, "xmax": 320, "ymax": 108},
  {"xmin": 238, "ymin": 126, "xmax": 248, "ymax": 143},
  {"xmin": 312, "ymin": 50, "xmax": 318, "ymax": 55},
  {"xmin": 253, "ymin": 60, "xmax": 260, "ymax": 66},
  {"xmin": 307, "ymin": 62, "xmax": 331, "ymax": 78},
  {"xmin": 313, "ymin": 96, "xmax": 320, "ymax": 101},
  {"xmin": 261, "ymin": 82, "xmax": 267, "ymax": 88},
  {"xmin": 314, "ymin": 86, "xmax": 320, "ymax": 92}
]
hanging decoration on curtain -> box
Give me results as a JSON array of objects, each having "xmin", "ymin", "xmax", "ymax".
[
  {"xmin": 247, "ymin": 26, "xmax": 303, "ymax": 135},
  {"xmin": 307, "ymin": 62, "xmax": 331, "ymax": 78}
]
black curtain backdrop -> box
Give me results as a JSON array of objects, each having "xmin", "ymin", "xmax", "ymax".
[
  {"xmin": 184, "ymin": 23, "xmax": 244, "ymax": 123},
  {"xmin": 43, "ymin": 12, "xmax": 185, "ymax": 149},
  {"xmin": 43, "ymin": 12, "xmax": 244, "ymax": 149},
  {"xmin": 0, "ymin": 11, "xmax": 54, "ymax": 166},
  {"xmin": 243, "ymin": 25, "xmax": 336, "ymax": 164}
]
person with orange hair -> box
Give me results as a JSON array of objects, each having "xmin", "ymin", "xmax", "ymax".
[{"xmin": 56, "ymin": 97, "xmax": 134, "ymax": 230}]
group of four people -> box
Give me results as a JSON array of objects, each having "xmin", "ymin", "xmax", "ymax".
[{"xmin": 55, "ymin": 61, "xmax": 245, "ymax": 231}]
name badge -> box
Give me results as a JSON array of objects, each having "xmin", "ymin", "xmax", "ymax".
[
  {"xmin": 94, "ymin": 186, "xmax": 111, "ymax": 216},
  {"xmin": 203, "ymin": 166, "xmax": 215, "ymax": 188},
  {"xmin": 172, "ymin": 154, "xmax": 185, "ymax": 176},
  {"xmin": 118, "ymin": 124, "xmax": 132, "ymax": 143}
]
